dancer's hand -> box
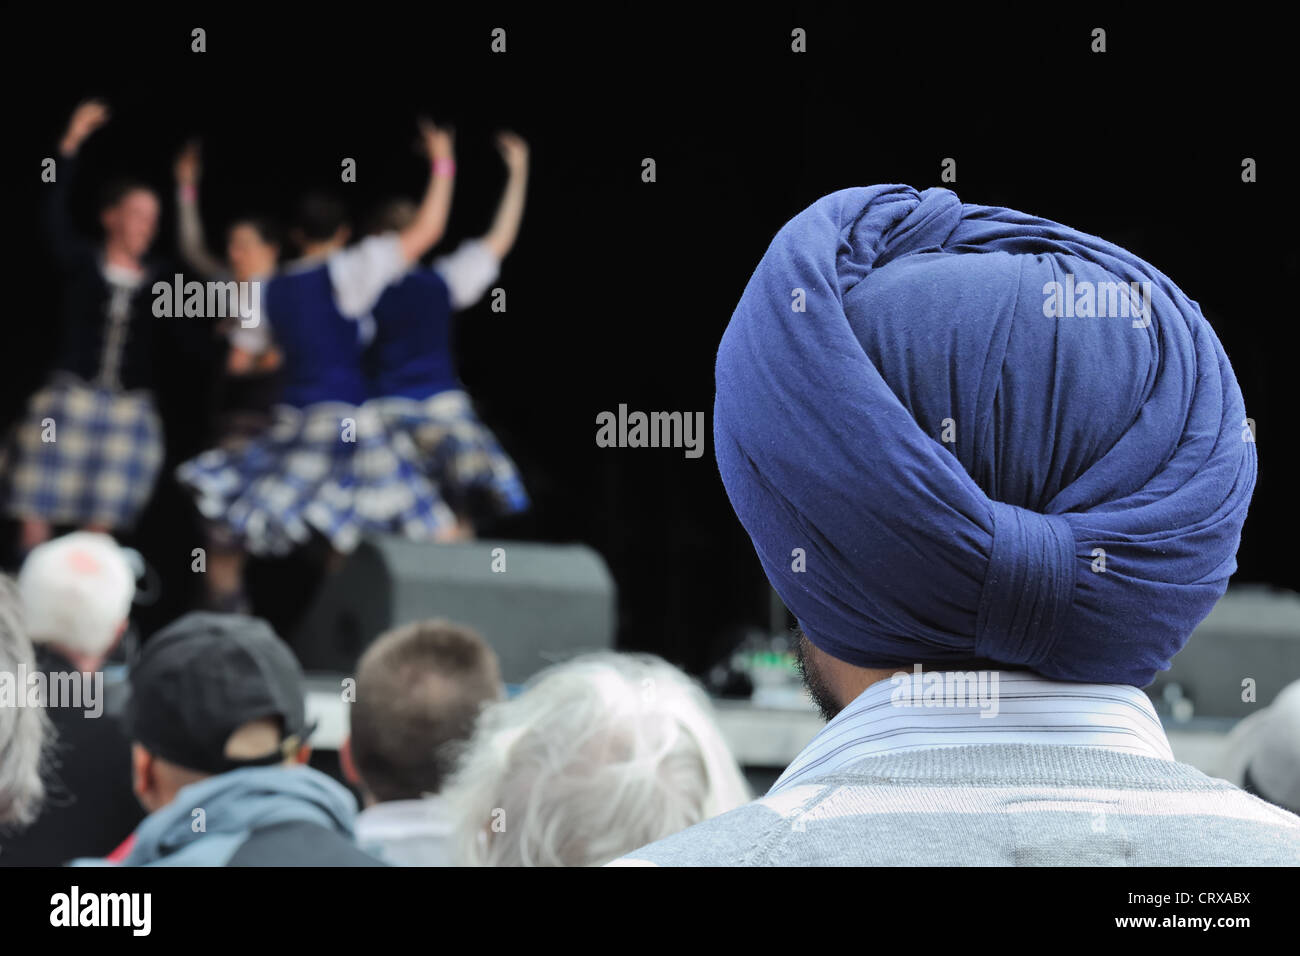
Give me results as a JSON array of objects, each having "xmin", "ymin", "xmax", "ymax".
[
  {"xmin": 60, "ymin": 99, "xmax": 110, "ymax": 156},
  {"xmin": 227, "ymin": 346, "xmax": 255, "ymax": 376},
  {"xmin": 418, "ymin": 117, "xmax": 455, "ymax": 162},
  {"xmin": 496, "ymin": 131, "xmax": 529, "ymax": 173},
  {"xmin": 257, "ymin": 347, "xmax": 283, "ymax": 373},
  {"xmin": 175, "ymin": 140, "xmax": 202, "ymax": 186}
]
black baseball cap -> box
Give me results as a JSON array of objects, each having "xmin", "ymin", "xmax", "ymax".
[{"xmin": 126, "ymin": 612, "xmax": 313, "ymax": 775}]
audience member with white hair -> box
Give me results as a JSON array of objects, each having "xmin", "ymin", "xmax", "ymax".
[
  {"xmin": 18, "ymin": 531, "xmax": 135, "ymax": 668},
  {"xmin": 0, "ymin": 575, "xmax": 49, "ymax": 831},
  {"xmin": 442, "ymin": 652, "xmax": 750, "ymax": 866},
  {"xmin": 1218, "ymin": 679, "xmax": 1300, "ymax": 817},
  {"xmin": 0, "ymin": 532, "xmax": 141, "ymax": 865}
]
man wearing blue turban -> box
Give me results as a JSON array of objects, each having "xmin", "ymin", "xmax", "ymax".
[{"xmin": 617, "ymin": 185, "xmax": 1300, "ymax": 866}]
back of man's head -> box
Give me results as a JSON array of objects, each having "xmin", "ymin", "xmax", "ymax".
[
  {"xmin": 127, "ymin": 613, "xmax": 310, "ymax": 784},
  {"xmin": 713, "ymin": 185, "xmax": 1256, "ymax": 687},
  {"xmin": 18, "ymin": 532, "xmax": 134, "ymax": 662},
  {"xmin": 350, "ymin": 620, "xmax": 501, "ymax": 803},
  {"xmin": 134, "ymin": 716, "xmax": 297, "ymax": 812}
]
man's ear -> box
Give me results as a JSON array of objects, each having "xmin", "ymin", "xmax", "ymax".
[
  {"xmin": 338, "ymin": 735, "xmax": 360, "ymax": 785},
  {"xmin": 335, "ymin": 225, "xmax": 351, "ymax": 245},
  {"xmin": 130, "ymin": 743, "xmax": 154, "ymax": 807}
]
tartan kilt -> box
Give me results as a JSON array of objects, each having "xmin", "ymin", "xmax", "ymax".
[
  {"xmin": 175, "ymin": 401, "xmax": 458, "ymax": 556},
  {"xmin": 1, "ymin": 374, "xmax": 163, "ymax": 530},
  {"xmin": 368, "ymin": 389, "xmax": 530, "ymax": 521}
]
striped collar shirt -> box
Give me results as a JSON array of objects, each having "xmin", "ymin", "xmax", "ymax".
[{"xmin": 769, "ymin": 668, "xmax": 1175, "ymax": 795}]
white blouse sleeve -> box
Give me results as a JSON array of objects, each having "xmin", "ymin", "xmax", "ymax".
[
  {"xmin": 432, "ymin": 239, "xmax": 501, "ymax": 310},
  {"xmin": 327, "ymin": 232, "xmax": 409, "ymax": 318}
]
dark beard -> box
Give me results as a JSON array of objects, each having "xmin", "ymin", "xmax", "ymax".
[{"xmin": 791, "ymin": 630, "xmax": 842, "ymax": 722}]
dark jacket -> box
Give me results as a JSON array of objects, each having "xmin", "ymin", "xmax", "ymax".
[
  {"xmin": 43, "ymin": 153, "xmax": 170, "ymax": 392},
  {"xmin": 41, "ymin": 152, "xmax": 223, "ymax": 458},
  {"xmin": 0, "ymin": 648, "xmax": 144, "ymax": 866}
]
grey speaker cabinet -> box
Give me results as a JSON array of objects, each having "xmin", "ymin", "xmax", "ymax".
[
  {"xmin": 1147, "ymin": 586, "xmax": 1300, "ymax": 718},
  {"xmin": 292, "ymin": 537, "xmax": 617, "ymax": 684}
]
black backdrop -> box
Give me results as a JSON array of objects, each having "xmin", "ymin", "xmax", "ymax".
[{"xmin": 2, "ymin": 8, "xmax": 1294, "ymax": 675}]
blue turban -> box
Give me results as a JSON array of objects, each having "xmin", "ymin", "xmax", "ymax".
[{"xmin": 714, "ymin": 185, "xmax": 1256, "ymax": 686}]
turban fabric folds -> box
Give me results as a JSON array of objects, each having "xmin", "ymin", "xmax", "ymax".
[{"xmin": 714, "ymin": 185, "xmax": 1255, "ymax": 686}]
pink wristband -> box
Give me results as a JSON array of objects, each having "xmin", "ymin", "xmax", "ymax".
[
  {"xmin": 179, "ymin": 183, "xmax": 197, "ymax": 201},
  {"xmin": 433, "ymin": 157, "xmax": 456, "ymax": 177}
]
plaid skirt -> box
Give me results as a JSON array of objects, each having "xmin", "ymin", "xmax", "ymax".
[
  {"xmin": 369, "ymin": 389, "xmax": 530, "ymax": 521},
  {"xmin": 176, "ymin": 401, "xmax": 458, "ymax": 556},
  {"xmin": 2, "ymin": 374, "xmax": 163, "ymax": 529}
]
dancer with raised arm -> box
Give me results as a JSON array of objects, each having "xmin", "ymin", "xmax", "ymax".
[
  {"xmin": 365, "ymin": 131, "xmax": 532, "ymax": 539},
  {"xmin": 173, "ymin": 140, "xmax": 283, "ymax": 381},
  {"xmin": 172, "ymin": 141, "xmax": 284, "ymax": 606},
  {"xmin": 176, "ymin": 119, "xmax": 461, "ymax": 610},
  {"xmin": 3, "ymin": 101, "xmax": 183, "ymax": 552}
]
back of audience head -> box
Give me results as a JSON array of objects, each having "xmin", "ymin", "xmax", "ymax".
[
  {"xmin": 126, "ymin": 612, "xmax": 312, "ymax": 814},
  {"xmin": 292, "ymin": 192, "xmax": 350, "ymax": 251},
  {"xmin": 132, "ymin": 716, "xmax": 300, "ymax": 813},
  {"xmin": 365, "ymin": 198, "xmax": 417, "ymax": 237},
  {"xmin": 442, "ymin": 651, "xmax": 751, "ymax": 866},
  {"xmin": 1238, "ymin": 679, "xmax": 1300, "ymax": 816},
  {"xmin": 17, "ymin": 531, "xmax": 135, "ymax": 672},
  {"xmin": 0, "ymin": 575, "xmax": 49, "ymax": 827},
  {"xmin": 343, "ymin": 619, "xmax": 501, "ymax": 805}
]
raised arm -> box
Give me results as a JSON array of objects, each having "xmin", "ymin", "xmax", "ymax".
[
  {"xmin": 480, "ymin": 131, "xmax": 530, "ymax": 260},
  {"xmin": 44, "ymin": 99, "xmax": 109, "ymax": 269},
  {"xmin": 173, "ymin": 140, "xmax": 228, "ymax": 280},
  {"xmin": 397, "ymin": 119, "xmax": 456, "ymax": 264}
]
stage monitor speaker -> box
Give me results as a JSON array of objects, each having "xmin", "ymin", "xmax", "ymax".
[
  {"xmin": 1147, "ymin": 586, "xmax": 1300, "ymax": 718},
  {"xmin": 291, "ymin": 537, "xmax": 616, "ymax": 684}
]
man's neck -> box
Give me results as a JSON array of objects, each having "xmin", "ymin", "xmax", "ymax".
[
  {"xmin": 838, "ymin": 666, "xmax": 904, "ymax": 708},
  {"xmin": 103, "ymin": 240, "xmax": 143, "ymax": 272}
]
